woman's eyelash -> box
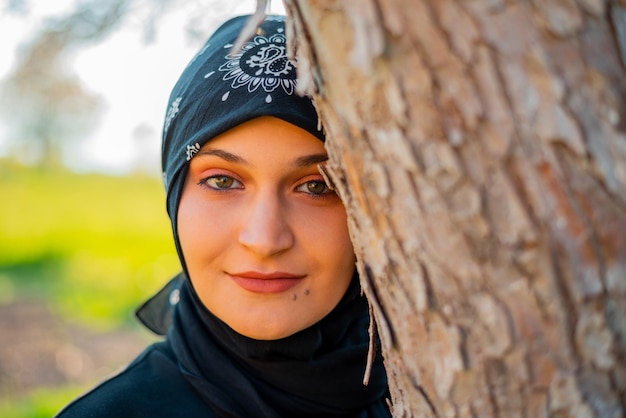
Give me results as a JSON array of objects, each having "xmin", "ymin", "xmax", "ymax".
[
  {"xmin": 296, "ymin": 180, "xmax": 336, "ymax": 198},
  {"xmin": 198, "ymin": 175, "xmax": 243, "ymax": 191},
  {"xmin": 197, "ymin": 175, "xmax": 335, "ymax": 198}
]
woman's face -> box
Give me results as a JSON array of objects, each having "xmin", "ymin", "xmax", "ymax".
[{"xmin": 178, "ymin": 116, "xmax": 356, "ymax": 340}]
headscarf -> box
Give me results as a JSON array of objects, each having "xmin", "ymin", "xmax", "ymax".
[{"xmin": 137, "ymin": 14, "xmax": 390, "ymax": 417}]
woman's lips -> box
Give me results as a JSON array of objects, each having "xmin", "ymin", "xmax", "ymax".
[{"xmin": 228, "ymin": 272, "xmax": 306, "ymax": 294}]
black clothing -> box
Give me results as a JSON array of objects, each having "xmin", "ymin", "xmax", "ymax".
[
  {"xmin": 55, "ymin": 340, "xmax": 216, "ymax": 418},
  {"xmin": 56, "ymin": 275, "xmax": 390, "ymax": 417}
]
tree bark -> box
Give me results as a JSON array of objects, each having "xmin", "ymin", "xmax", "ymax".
[{"xmin": 283, "ymin": 0, "xmax": 626, "ymax": 416}]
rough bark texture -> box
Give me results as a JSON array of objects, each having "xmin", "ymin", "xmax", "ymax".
[{"xmin": 283, "ymin": 0, "xmax": 626, "ymax": 417}]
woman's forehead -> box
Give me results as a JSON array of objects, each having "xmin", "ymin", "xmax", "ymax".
[{"xmin": 197, "ymin": 116, "xmax": 326, "ymax": 156}]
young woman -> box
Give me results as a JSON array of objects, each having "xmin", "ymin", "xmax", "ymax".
[{"xmin": 57, "ymin": 14, "xmax": 389, "ymax": 417}]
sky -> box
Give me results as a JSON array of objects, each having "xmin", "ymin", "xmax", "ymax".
[{"xmin": 0, "ymin": 0, "xmax": 286, "ymax": 175}]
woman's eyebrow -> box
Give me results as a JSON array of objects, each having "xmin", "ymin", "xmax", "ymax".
[
  {"xmin": 195, "ymin": 149, "xmax": 327, "ymax": 167},
  {"xmin": 294, "ymin": 153, "xmax": 328, "ymax": 167},
  {"xmin": 196, "ymin": 148, "xmax": 248, "ymax": 164}
]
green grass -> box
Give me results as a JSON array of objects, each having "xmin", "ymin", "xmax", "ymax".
[
  {"xmin": 0, "ymin": 386, "xmax": 86, "ymax": 418},
  {"xmin": 0, "ymin": 160, "xmax": 181, "ymax": 417},
  {"xmin": 0, "ymin": 159, "xmax": 180, "ymax": 328}
]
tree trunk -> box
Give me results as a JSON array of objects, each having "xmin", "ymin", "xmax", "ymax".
[{"xmin": 283, "ymin": 0, "xmax": 626, "ymax": 416}]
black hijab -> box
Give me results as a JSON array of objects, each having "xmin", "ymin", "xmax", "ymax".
[{"xmin": 137, "ymin": 14, "xmax": 390, "ymax": 417}]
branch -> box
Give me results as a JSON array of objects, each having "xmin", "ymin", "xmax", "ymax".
[{"xmin": 230, "ymin": 0, "xmax": 268, "ymax": 54}]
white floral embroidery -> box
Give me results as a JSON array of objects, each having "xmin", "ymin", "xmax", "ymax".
[
  {"xmin": 164, "ymin": 97, "xmax": 182, "ymax": 135},
  {"xmin": 186, "ymin": 142, "xmax": 201, "ymax": 161},
  {"xmin": 217, "ymin": 31, "xmax": 297, "ymax": 103}
]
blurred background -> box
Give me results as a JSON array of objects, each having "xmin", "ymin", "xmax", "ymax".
[{"xmin": 0, "ymin": 0, "xmax": 285, "ymax": 415}]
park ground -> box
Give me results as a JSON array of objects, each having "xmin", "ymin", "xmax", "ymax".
[{"xmin": 0, "ymin": 296, "xmax": 155, "ymax": 416}]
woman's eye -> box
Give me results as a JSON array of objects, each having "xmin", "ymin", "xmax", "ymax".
[
  {"xmin": 201, "ymin": 175, "xmax": 243, "ymax": 190},
  {"xmin": 297, "ymin": 180, "xmax": 331, "ymax": 196}
]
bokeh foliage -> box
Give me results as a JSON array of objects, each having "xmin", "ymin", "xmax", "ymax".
[
  {"xmin": 0, "ymin": 160, "xmax": 179, "ymax": 416},
  {"xmin": 0, "ymin": 386, "xmax": 84, "ymax": 418},
  {"xmin": 0, "ymin": 160, "xmax": 179, "ymax": 328}
]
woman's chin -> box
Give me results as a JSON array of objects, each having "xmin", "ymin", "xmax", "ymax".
[
  {"xmin": 230, "ymin": 322, "xmax": 298, "ymax": 341},
  {"xmin": 225, "ymin": 314, "xmax": 315, "ymax": 340}
]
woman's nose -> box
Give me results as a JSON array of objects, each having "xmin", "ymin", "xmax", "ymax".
[{"xmin": 238, "ymin": 191, "xmax": 294, "ymax": 257}]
